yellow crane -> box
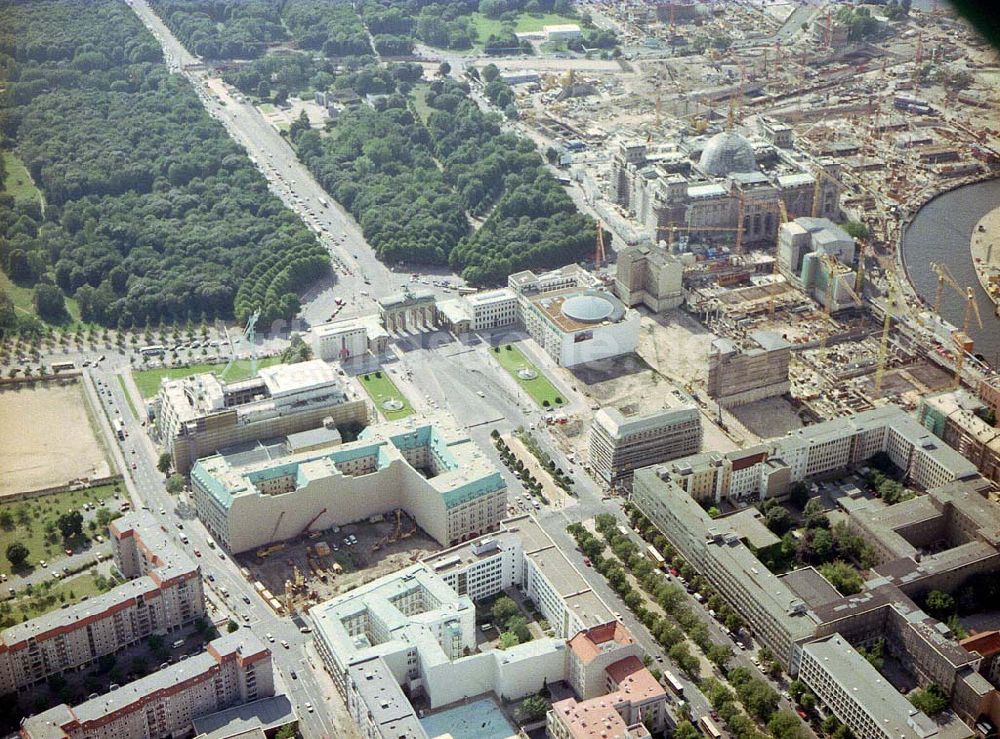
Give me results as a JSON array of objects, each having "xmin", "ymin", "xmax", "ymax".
[
  {"xmin": 952, "ymin": 287, "xmax": 984, "ymax": 389},
  {"xmin": 818, "ymin": 254, "xmax": 861, "ymax": 349},
  {"xmin": 874, "ymin": 267, "xmax": 909, "ymax": 397},
  {"xmin": 929, "ymin": 261, "xmax": 963, "ymax": 316},
  {"xmin": 854, "ymin": 238, "xmax": 867, "ymax": 295}
]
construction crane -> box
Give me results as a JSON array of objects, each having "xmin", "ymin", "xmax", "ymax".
[
  {"xmin": 874, "ymin": 267, "xmax": 908, "ymax": 397},
  {"xmin": 657, "ymin": 222, "xmax": 743, "ymax": 252},
  {"xmin": 952, "ymin": 288, "xmax": 984, "ymax": 389},
  {"xmin": 818, "ymin": 254, "xmax": 861, "ymax": 349},
  {"xmin": 220, "ymin": 308, "xmax": 260, "ymax": 381},
  {"xmin": 929, "ymin": 261, "xmax": 963, "ymax": 316}
]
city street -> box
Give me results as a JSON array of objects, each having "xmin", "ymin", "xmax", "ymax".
[{"xmin": 84, "ymin": 363, "xmax": 351, "ymax": 738}]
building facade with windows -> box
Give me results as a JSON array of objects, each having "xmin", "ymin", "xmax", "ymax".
[
  {"xmin": 154, "ymin": 360, "xmax": 369, "ymax": 474},
  {"xmin": 21, "ymin": 633, "xmax": 273, "ymax": 739},
  {"xmin": 192, "ymin": 416, "xmax": 507, "ymax": 552},
  {"xmin": 800, "ymin": 634, "xmax": 939, "ymax": 739},
  {"xmin": 706, "ymin": 330, "xmax": 792, "ymax": 408},
  {"xmin": 0, "ymin": 512, "xmax": 204, "ymax": 696},
  {"xmin": 589, "ymin": 392, "xmax": 702, "ymax": 489}
]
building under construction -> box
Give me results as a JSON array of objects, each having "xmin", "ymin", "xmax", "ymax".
[{"xmin": 707, "ymin": 330, "xmax": 792, "ymax": 408}]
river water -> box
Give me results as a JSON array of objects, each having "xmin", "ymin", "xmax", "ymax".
[{"xmin": 900, "ymin": 178, "xmax": 1000, "ymax": 365}]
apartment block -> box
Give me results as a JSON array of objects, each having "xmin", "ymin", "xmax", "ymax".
[
  {"xmin": 589, "ymin": 391, "xmax": 702, "ymax": 490},
  {"xmin": 706, "ymin": 330, "xmax": 791, "ymax": 408},
  {"xmin": 192, "ymin": 415, "xmax": 506, "ymax": 552},
  {"xmin": 918, "ymin": 389, "xmax": 1000, "ymax": 486},
  {"xmin": 776, "ymin": 217, "xmax": 857, "ymax": 312},
  {"xmin": 841, "ymin": 477, "xmax": 1000, "ymax": 598},
  {"xmin": 0, "ymin": 512, "xmax": 204, "ymax": 695},
  {"xmin": 654, "ymin": 405, "xmax": 979, "ymax": 507},
  {"xmin": 21, "ymin": 632, "xmax": 273, "ymax": 739},
  {"xmin": 800, "ymin": 634, "xmax": 939, "ymax": 739},
  {"xmin": 154, "ymin": 360, "xmax": 369, "ymax": 474}
]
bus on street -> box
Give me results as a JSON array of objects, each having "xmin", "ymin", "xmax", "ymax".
[
  {"xmin": 699, "ymin": 715, "xmax": 723, "ymax": 739},
  {"xmin": 663, "ymin": 670, "xmax": 684, "ymax": 697}
]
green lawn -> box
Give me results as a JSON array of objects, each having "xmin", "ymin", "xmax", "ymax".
[
  {"xmin": 257, "ymin": 102, "xmax": 277, "ymax": 114},
  {"xmin": 470, "ymin": 11, "xmax": 578, "ymax": 44},
  {"xmin": 359, "ymin": 371, "xmax": 413, "ymax": 420},
  {"xmin": 132, "ymin": 356, "xmax": 282, "ymax": 398},
  {"xmin": 410, "ymin": 83, "xmax": 434, "ymax": 124},
  {"xmin": 1, "ymin": 151, "xmax": 42, "ymax": 205},
  {"xmin": 0, "ymin": 271, "xmax": 83, "ymax": 325},
  {"xmin": 492, "ymin": 343, "xmax": 566, "ymax": 409},
  {"xmin": 117, "ymin": 374, "xmax": 139, "ymax": 421},
  {"xmin": 0, "ymin": 481, "xmax": 124, "ymax": 577},
  {"xmin": 2, "ymin": 569, "xmax": 126, "ymax": 626}
]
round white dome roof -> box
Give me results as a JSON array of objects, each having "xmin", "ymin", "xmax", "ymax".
[
  {"xmin": 698, "ymin": 131, "xmax": 756, "ymax": 176},
  {"xmin": 561, "ymin": 293, "xmax": 616, "ymax": 323}
]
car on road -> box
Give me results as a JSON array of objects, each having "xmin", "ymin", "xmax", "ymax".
[
  {"xmin": 206, "ymin": 573, "xmax": 215, "ymax": 582},
  {"xmin": 242, "ymin": 613, "xmax": 251, "ymax": 622},
  {"xmin": 582, "ymin": 557, "xmax": 591, "ymax": 567},
  {"xmin": 305, "ymin": 703, "xmax": 314, "ymax": 713},
  {"xmin": 193, "ymin": 549, "xmax": 201, "ymax": 557},
  {"xmin": 243, "ymin": 595, "xmax": 251, "ymax": 604},
  {"xmin": 176, "ymin": 523, "xmax": 183, "ymax": 530},
  {"xmin": 280, "ymin": 640, "xmax": 289, "ymax": 649},
  {"xmin": 266, "ymin": 633, "xmax": 274, "ymax": 642},
  {"xmin": 159, "ymin": 508, "xmax": 165, "ymax": 515},
  {"xmin": 290, "ymin": 670, "xmax": 297, "ymax": 680}
]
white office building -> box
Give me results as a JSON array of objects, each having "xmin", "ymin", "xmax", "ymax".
[
  {"xmin": 800, "ymin": 634, "xmax": 939, "ymax": 739},
  {"xmin": 192, "ymin": 416, "xmax": 506, "ymax": 552},
  {"xmin": 590, "ymin": 390, "xmax": 702, "ymax": 489},
  {"xmin": 313, "ymin": 316, "xmax": 389, "ymax": 361}
]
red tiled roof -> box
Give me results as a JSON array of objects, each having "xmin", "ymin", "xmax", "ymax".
[
  {"xmin": 568, "ymin": 621, "xmax": 635, "ymax": 664},
  {"xmin": 961, "ymin": 630, "xmax": 1000, "ymax": 658},
  {"xmin": 605, "ymin": 656, "xmax": 666, "ymax": 703}
]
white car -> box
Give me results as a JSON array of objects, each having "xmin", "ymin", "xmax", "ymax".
[
  {"xmin": 266, "ymin": 633, "xmax": 274, "ymax": 643},
  {"xmin": 305, "ymin": 703, "xmax": 314, "ymax": 713}
]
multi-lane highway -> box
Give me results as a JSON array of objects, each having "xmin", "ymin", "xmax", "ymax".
[{"xmin": 127, "ymin": 0, "xmax": 463, "ymax": 334}]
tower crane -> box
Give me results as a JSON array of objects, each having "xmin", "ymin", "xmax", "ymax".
[
  {"xmin": 952, "ymin": 288, "xmax": 984, "ymax": 389},
  {"xmin": 874, "ymin": 267, "xmax": 908, "ymax": 397},
  {"xmin": 929, "ymin": 261, "xmax": 963, "ymax": 316},
  {"xmin": 818, "ymin": 253, "xmax": 861, "ymax": 349},
  {"xmin": 220, "ymin": 308, "xmax": 260, "ymax": 381}
]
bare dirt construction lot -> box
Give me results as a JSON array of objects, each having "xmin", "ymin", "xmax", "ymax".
[
  {"xmin": 242, "ymin": 512, "xmax": 441, "ymax": 610},
  {"xmin": 0, "ymin": 380, "xmax": 109, "ymax": 496}
]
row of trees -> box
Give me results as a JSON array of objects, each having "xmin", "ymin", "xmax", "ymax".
[
  {"xmin": 149, "ymin": 0, "xmax": 286, "ymax": 59},
  {"xmin": 2, "ymin": 0, "xmax": 327, "ymax": 327}
]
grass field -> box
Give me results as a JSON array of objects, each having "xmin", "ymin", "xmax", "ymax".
[
  {"xmin": 132, "ymin": 356, "xmax": 282, "ymax": 398},
  {"xmin": 5, "ymin": 570, "xmax": 108, "ymax": 623},
  {"xmin": 470, "ymin": 11, "xmax": 577, "ymax": 43},
  {"xmin": 411, "ymin": 83, "xmax": 434, "ymax": 124},
  {"xmin": 493, "ymin": 344, "xmax": 565, "ymax": 408},
  {"xmin": 0, "ymin": 271, "xmax": 82, "ymax": 324},
  {"xmin": 359, "ymin": 371, "xmax": 413, "ymax": 420},
  {"xmin": 117, "ymin": 375, "xmax": 139, "ymax": 421},
  {"xmin": 257, "ymin": 102, "xmax": 277, "ymax": 114},
  {"xmin": 0, "ymin": 481, "xmax": 123, "ymax": 577},
  {"xmin": 1, "ymin": 151, "xmax": 42, "ymax": 205}
]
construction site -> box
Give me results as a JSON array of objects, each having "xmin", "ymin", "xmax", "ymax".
[
  {"xmin": 494, "ymin": 0, "xmax": 1000, "ymax": 441},
  {"xmin": 238, "ymin": 508, "xmax": 439, "ymax": 615}
]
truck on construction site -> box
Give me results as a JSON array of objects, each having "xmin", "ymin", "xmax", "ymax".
[{"xmin": 256, "ymin": 543, "xmax": 285, "ymax": 559}]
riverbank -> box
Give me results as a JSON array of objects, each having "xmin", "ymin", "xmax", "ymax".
[{"xmin": 971, "ymin": 205, "xmax": 1000, "ymax": 316}]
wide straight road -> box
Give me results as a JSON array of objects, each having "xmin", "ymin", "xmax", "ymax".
[
  {"xmin": 127, "ymin": 0, "xmax": 462, "ymax": 335},
  {"xmin": 86, "ymin": 363, "xmax": 353, "ymax": 738}
]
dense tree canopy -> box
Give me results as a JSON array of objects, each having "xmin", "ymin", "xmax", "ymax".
[
  {"xmin": 282, "ymin": 0, "xmax": 373, "ymax": 57},
  {"xmin": 0, "ymin": 0, "xmax": 327, "ymax": 327},
  {"xmin": 149, "ymin": 0, "xmax": 286, "ymax": 60}
]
